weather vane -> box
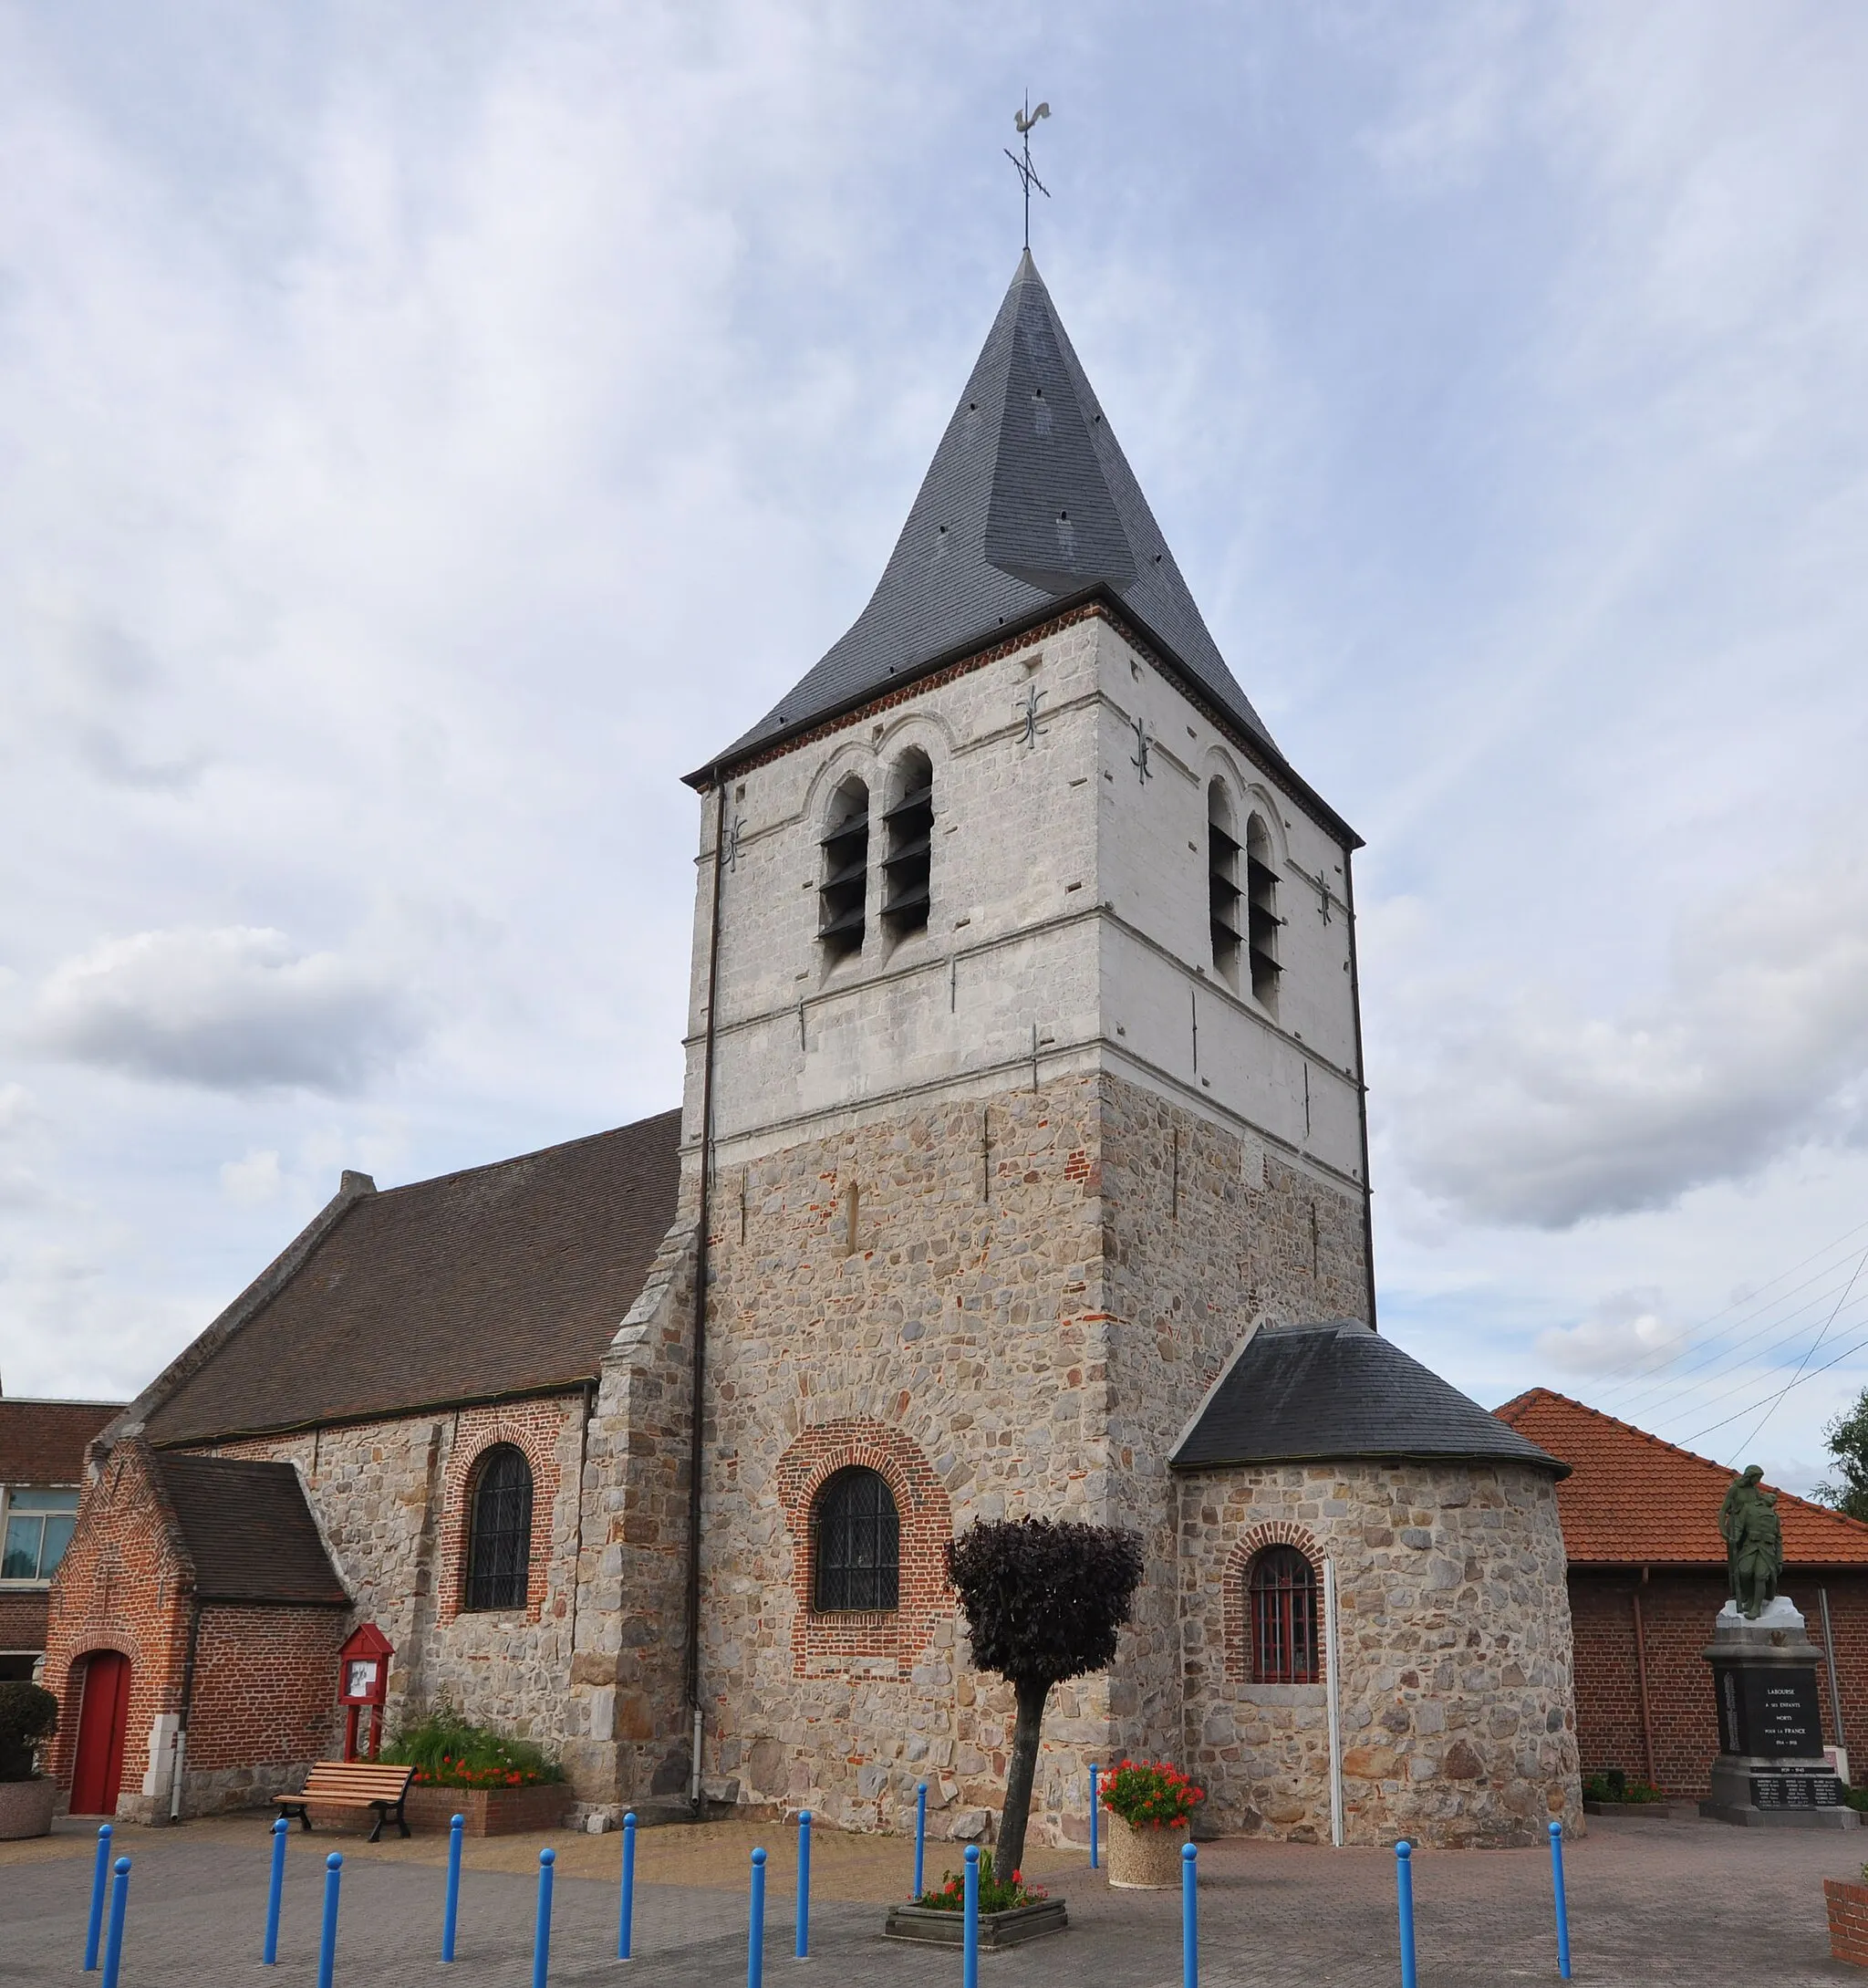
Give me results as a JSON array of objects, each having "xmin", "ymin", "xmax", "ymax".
[{"xmin": 1005, "ymin": 94, "xmax": 1051, "ymax": 253}]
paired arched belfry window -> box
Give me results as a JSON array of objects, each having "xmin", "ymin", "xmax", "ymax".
[
  {"xmin": 1245, "ymin": 813, "xmax": 1281, "ymax": 1011},
  {"xmin": 1208, "ymin": 782, "xmax": 1242, "ymax": 989},
  {"xmin": 464, "ymin": 1445, "xmax": 534, "ymax": 1612},
  {"xmin": 881, "ymin": 749, "xmax": 933, "ymax": 940},
  {"xmin": 818, "ymin": 778, "xmax": 870, "ymax": 960},
  {"xmin": 818, "ymin": 754, "xmax": 934, "ymax": 963},
  {"xmin": 814, "ymin": 1467, "xmax": 900, "ymax": 1611},
  {"xmin": 1249, "ymin": 1546, "xmax": 1318, "ymax": 1683}
]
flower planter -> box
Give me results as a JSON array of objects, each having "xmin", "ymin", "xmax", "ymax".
[
  {"xmin": 403, "ymin": 1783, "xmax": 569, "ymax": 1837},
  {"xmin": 1828, "ymin": 1879, "xmax": 1868, "ymax": 1967},
  {"xmin": 0, "ymin": 1777, "xmax": 57, "ymax": 1841},
  {"xmin": 1104, "ymin": 1811, "xmax": 1188, "ymax": 1889},
  {"xmin": 884, "ymin": 1899, "xmax": 1069, "ymax": 1947}
]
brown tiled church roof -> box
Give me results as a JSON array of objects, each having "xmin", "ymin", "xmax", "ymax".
[
  {"xmin": 1494, "ymin": 1387, "xmax": 1868, "ymax": 1568},
  {"xmin": 154, "ymin": 1452, "xmax": 348, "ymax": 1605},
  {"xmin": 0, "ymin": 1399, "xmax": 123, "ymax": 1483},
  {"xmin": 142, "ymin": 1111, "xmax": 681, "ymax": 1446}
]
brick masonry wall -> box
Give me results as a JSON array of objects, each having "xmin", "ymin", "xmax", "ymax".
[
  {"xmin": 1178, "ymin": 1462, "xmax": 1582, "ymax": 1848},
  {"xmin": 0, "ymin": 1590, "xmax": 50, "ymax": 1657},
  {"xmin": 179, "ymin": 1605, "xmax": 348, "ymax": 1815},
  {"xmin": 1569, "ymin": 1566, "xmax": 1868, "ymax": 1796},
  {"xmin": 43, "ymin": 1440, "xmax": 194, "ymax": 1823}
]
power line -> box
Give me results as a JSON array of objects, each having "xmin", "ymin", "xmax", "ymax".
[
  {"xmin": 1680, "ymin": 1309, "xmax": 1868, "ymax": 1449},
  {"xmin": 1728, "ymin": 1246, "xmax": 1868, "ymax": 1461},
  {"xmin": 1588, "ymin": 1216, "xmax": 1868, "ymax": 1402}
]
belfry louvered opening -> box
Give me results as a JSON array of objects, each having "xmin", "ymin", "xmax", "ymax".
[
  {"xmin": 1208, "ymin": 782, "xmax": 1241, "ymax": 990},
  {"xmin": 881, "ymin": 749, "xmax": 933, "ymax": 939},
  {"xmin": 1246, "ymin": 813, "xmax": 1281, "ymax": 1010},
  {"xmin": 818, "ymin": 778, "xmax": 870, "ymax": 960}
]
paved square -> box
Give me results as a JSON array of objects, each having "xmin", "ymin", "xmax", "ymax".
[{"xmin": 4, "ymin": 1813, "xmax": 1863, "ymax": 1986}]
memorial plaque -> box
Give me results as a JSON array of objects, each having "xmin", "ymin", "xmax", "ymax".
[
  {"xmin": 1750, "ymin": 1773, "xmax": 1842, "ymax": 1809},
  {"xmin": 1714, "ymin": 1663, "xmax": 1823, "ymax": 1757}
]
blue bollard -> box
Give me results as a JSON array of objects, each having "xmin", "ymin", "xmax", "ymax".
[
  {"xmin": 265, "ymin": 1816, "xmax": 289, "ymax": 1964},
  {"xmin": 1395, "ymin": 1841, "xmax": 1417, "ymax": 1988},
  {"xmin": 1548, "ymin": 1821, "xmax": 1572, "ymax": 1981},
  {"xmin": 914, "ymin": 1782, "xmax": 928, "ymax": 1900},
  {"xmin": 84, "ymin": 1822, "xmax": 112, "ymax": 1970},
  {"xmin": 962, "ymin": 1845, "xmax": 981, "ymax": 1988},
  {"xmin": 1181, "ymin": 1842, "xmax": 1198, "ymax": 1988},
  {"xmin": 317, "ymin": 1851, "xmax": 342, "ymax": 1988},
  {"xmin": 533, "ymin": 1847, "xmax": 555, "ymax": 1988},
  {"xmin": 795, "ymin": 1810, "xmax": 812, "ymax": 1959},
  {"xmin": 1089, "ymin": 1765, "xmax": 1100, "ymax": 1870},
  {"xmin": 748, "ymin": 1846, "xmax": 767, "ymax": 1988},
  {"xmin": 441, "ymin": 1813, "xmax": 464, "ymax": 1962},
  {"xmin": 618, "ymin": 1810, "xmax": 637, "ymax": 1960},
  {"xmin": 100, "ymin": 1856, "xmax": 130, "ymax": 1988}
]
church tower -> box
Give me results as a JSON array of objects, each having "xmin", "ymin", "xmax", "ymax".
[{"xmin": 664, "ymin": 255, "xmax": 1577, "ymax": 1847}]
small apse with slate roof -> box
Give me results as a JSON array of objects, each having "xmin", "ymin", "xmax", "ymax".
[{"xmin": 49, "ymin": 244, "xmax": 1580, "ymax": 1850}]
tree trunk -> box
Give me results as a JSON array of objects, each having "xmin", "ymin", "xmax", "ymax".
[{"xmin": 996, "ymin": 1678, "xmax": 1050, "ymax": 1881}]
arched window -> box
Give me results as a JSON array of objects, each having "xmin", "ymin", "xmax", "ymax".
[
  {"xmin": 464, "ymin": 1445, "xmax": 534, "ymax": 1612},
  {"xmin": 1249, "ymin": 1546, "xmax": 1317, "ymax": 1682},
  {"xmin": 819, "ymin": 778, "xmax": 870, "ymax": 961},
  {"xmin": 1207, "ymin": 781, "xmax": 1241, "ymax": 989},
  {"xmin": 1245, "ymin": 813, "xmax": 1281, "ymax": 1011},
  {"xmin": 881, "ymin": 749, "xmax": 933, "ymax": 940},
  {"xmin": 814, "ymin": 1467, "xmax": 899, "ymax": 1612}
]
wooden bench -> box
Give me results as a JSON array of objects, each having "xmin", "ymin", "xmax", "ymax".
[{"xmin": 275, "ymin": 1761, "xmax": 415, "ymax": 1843}]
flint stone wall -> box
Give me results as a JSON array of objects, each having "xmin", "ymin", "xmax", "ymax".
[{"xmin": 1178, "ymin": 1461, "xmax": 1583, "ymax": 1847}]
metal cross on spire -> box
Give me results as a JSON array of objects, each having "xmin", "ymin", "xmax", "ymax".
[{"xmin": 1005, "ymin": 95, "xmax": 1051, "ymax": 252}]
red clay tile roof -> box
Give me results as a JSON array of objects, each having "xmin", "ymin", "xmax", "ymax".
[
  {"xmin": 1493, "ymin": 1388, "xmax": 1868, "ymax": 1568},
  {"xmin": 0, "ymin": 1400, "xmax": 123, "ymax": 1485}
]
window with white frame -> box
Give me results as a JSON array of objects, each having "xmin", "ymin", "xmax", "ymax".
[{"xmin": 1, "ymin": 1487, "xmax": 79, "ymax": 1583}]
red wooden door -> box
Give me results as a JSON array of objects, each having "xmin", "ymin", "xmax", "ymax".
[{"xmin": 70, "ymin": 1651, "xmax": 130, "ymax": 1816}]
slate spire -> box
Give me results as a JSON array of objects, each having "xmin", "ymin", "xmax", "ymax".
[{"xmin": 706, "ymin": 254, "xmax": 1275, "ymax": 769}]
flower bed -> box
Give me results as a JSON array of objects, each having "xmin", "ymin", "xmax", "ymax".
[{"xmin": 378, "ymin": 1704, "xmax": 566, "ymax": 1833}]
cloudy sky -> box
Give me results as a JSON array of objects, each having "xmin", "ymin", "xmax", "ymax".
[{"xmin": 4, "ymin": 3, "xmax": 1866, "ymax": 1492}]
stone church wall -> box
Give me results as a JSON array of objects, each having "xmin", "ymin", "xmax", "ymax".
[
  {"xmin": 1177, "ymin": 1462, "xmax": 1582, "ymax": 1847},
  {"xmin": 192, "ymin": 1394, "xmax": 595, "ymax": 1779},
  {"xmin": 1097, "ymin": 1078, "xmax": 1370, "ymax": 1764},
  {"xmin": 690, "ymin": 1061, "xmax": 1375, "ymax": 1848},
  {"xmin": 695, "ymin": 1071, "xmax": 1111, "ymax": 1846}
]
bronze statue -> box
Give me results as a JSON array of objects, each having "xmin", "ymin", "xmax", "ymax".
[{"xmin": 1719, "ymin": 1464, "xmax": 1784, "ymax": 1619}]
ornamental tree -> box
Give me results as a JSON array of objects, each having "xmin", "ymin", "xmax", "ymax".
[{"xmin": 945, "ymin": 1515, "xmax": 1145, "ymax": 1879}]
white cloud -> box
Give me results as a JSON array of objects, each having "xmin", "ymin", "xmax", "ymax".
[
  {"xmin": 25, "ymin": 927, "xmax": 425, "ymax": 1093},
  {"xmin": 1535, "ymin": 1287, "xmax": 1687, "ymax": 1378},
  {"xmin": 1389, "ymin": 834, "xmax": 1868, "ymax": 1227},
  {"xmin": 219, "ymin": 1147, "xmax": 283, "ymax": 1205},
  {"xmin": 0, "ymin": 1083, "xmax": 38, "ymax": 1133}
]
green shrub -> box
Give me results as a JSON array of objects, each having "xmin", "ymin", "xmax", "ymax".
[
  {"xmin": 0, "ymin": 1681, "xmax": 58, "ymax": 1783},
  {"xmin": 1583, "ymin": 1769, "xmax": 1664, "ymax": 1804},
  {"xmin": 379, "ymin": 1702, "xmax": 564, "ymax": 1789}
]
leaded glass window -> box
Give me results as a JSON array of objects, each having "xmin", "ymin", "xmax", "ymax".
[
  {"xmin": 814, "ymin": 1468, "xmax": 899, "ymax": 1612},
  {"xmin": 464, "ymin": 1446, "xmax": 533, "ymax": 1612},
  {"xmin": 1249, "ymin": 1546, "xmax": 1318, "ymax": 1683}
]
